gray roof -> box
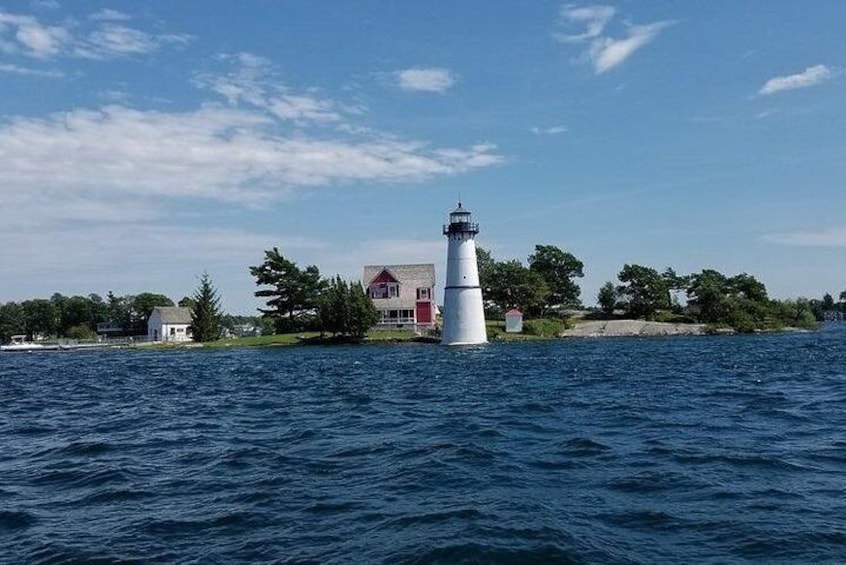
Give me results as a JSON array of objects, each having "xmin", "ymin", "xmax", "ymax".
[
  {"xmin": 152, "ymin": 306, "xmax": 193, "ymax": 324},
  {"xmin": 363, "ymin": 264, "xmax": 435, "ymax": 287}
]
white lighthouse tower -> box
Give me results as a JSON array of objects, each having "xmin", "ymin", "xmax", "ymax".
[{"xmin": 441, "ymin": 202, "xmax": 487, "ymax": 345}]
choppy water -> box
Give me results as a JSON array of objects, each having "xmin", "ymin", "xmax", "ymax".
[{"xmin": 2, "ymin": 325, "xmax": 846, "ymax": 563}]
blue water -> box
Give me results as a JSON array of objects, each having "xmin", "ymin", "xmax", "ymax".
[{"xmin": 2, "ymin": 326, "xmax": 845, "ymax": 563}]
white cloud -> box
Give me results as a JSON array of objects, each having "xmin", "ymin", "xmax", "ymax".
[
  {"xmin": 763, "ymin": 227, "xmax": 846, "ymax": 248},
  {"xmin": 90, "ymin": 9, "xmax": 132, "ymax": 22},
  {"xmin": 531, "ymin": 125, "xmax": 568, "ymax": 135},
  {"xmin": 555, "ymin": 4, "xmax": 615, "ymax": 43},
  {"xmin": 395, "ymin": 67, "xmax": 457, "ymax": 92},
  {"xmin": 0, "ymin": 9, "xmax": 190, "ymax": 60},
  {"xmin": 555, "ymin": 5, "xmax": 673, "ymax": 74},
  {"xmin": 0, "ymin": 96, "xmax": 502, "ymax": 246},
  {"xmin": 0, "ymin": 11, "xmax": 70, "ymax": 58},
  {"xmin": 759, "ymin": 65, "xmax": 834, "ymax": 96},
  {"xmin": 0, "ymin": 62, "xmax": 63, "ymax": 77},
  {"xmin": 194, "ymin": 53, "xmax": 343, "ymax": 123},
  {"xmin": 588, "ymin": 21, "xmax": 672, "ymax": 74}
]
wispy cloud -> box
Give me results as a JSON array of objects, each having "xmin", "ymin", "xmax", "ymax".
[
  {"xmin": 759, "ymin": 64, "xmax": 834, "ymax": 96},
  {"xmin": 194, "ymin": 53, "xmax": 346, "ymax": 123},
  {"xmin": 0, "ymin": 10, "xmax": 70, "ymax": 58},
  {"xmin": 588, "ymin": 21, "xmax": 673, "ymax": 74},
  {"xmin": 555, "ymin": 4, "xmax": 673, "ymax": 74},
  {"xmin": 763, "ymin": 226, "xmax": 846, "ymax": 248},
  {"xmin": 531, "ymin": 125, "xmax": 568, "ymax": 135},
  {"xmin": 554, "ymin": 5, "xmax": 615, "ymax": 43},
  {"xmin": 0, "ymin": 61, "xmax": 63, "ymax": 77},
  {"xmin": 0, "ymin": 8, "xmax": 191, "ymax": 60},
  {"xmin": 394, "ymin": 67, "xmax": 457, "ymax": 92},
  {"xmin": 0, "ymin": 53, "xmax": 502, "ymax": 243},
  {"xmin": 90, "ymin": 9, "xmax": 132, "ymax": 22}
]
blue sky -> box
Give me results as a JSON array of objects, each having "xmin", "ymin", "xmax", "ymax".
[{"xmin": 1, "ymin": 1, "xmax": 844, "ymax": 314}]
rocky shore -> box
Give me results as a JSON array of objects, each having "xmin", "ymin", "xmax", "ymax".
[{"xmin": 561, "ymin": 319, "xmax": 709, "ymax": 338}]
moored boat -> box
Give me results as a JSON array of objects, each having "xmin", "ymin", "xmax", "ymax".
[{"xmin": 0, "ymin": 335, "xmax": 60, "ymax": 352}]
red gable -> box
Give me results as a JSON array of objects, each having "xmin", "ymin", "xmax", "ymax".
[{"xmin": 370, "ymin": 269, "xmax": 399, "ymax": 285}]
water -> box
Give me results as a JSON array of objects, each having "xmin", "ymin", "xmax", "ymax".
[{"xmin": 2, "ymin": 326, "xmax": 845, "ymax": 563}]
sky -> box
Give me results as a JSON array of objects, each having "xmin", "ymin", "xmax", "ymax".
[{"xmin": 1, "ymin": 1, "xmax": 844, "ymax": 314}]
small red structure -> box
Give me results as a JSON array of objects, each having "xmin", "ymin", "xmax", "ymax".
[{"xmin": 505, "ymin": 309, "xmax": 523, "ymax": 333}]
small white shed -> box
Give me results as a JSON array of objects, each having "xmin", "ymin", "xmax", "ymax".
[
  {"xmin": 147, "ymin": 306, "xmax": 193, "ymax": 342},
  {"xmin": 505, "ymin": 309, "xmax": 523, "ymax": 333}
]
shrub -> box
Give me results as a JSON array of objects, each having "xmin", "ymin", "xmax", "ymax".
[
  {"xmin": 66, "ymin": 324, "xmax": 97, "ymax": 341},
  {"xmin": 523, "ymin": 318, "xmax": 565, "ymax": 337}
]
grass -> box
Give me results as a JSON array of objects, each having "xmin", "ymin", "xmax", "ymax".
[{"xmin": 149, "ymin": 320, "xmax": 567, "ymax": 350}]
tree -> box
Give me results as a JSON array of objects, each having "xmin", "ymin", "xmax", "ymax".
[
  {"xmin": 190, "ymin": 273, "xmax": 223, "ymax": 342},
  {"xmin": 59, "ymin": 295, "xmax": 95, "ymax": 336},
  {"xmin": 616, "ymin": 264, "xmax": 670, "ymax": 320},
  {"xmin": 348, "ymin": 281, "xmax": 379, "ymax": 338},
  {"xmin": 318, "ymin": 276, "xmax": 350, "ymax": 337},
  {"xmin": 317, "ymin": 277, "xmax": 378, "ymax": 338},
  {"xmin": 22, "ymin": 299, "xmax": 58, "ymax": 339},
  {"xmin": 486, "ymin": 259, "xmax": 550, "ymax": 316},
  {"xmin": 476, "ymin": 246, "xmax": 501, "ymax": 318},
  {"xmin": 597, "ymin": 281, "xmax": 617, "ymax": 316},
  {"xmin": 250, "ymin": 247, "xmax": 325, "ymax": 332},
  {"xmin": 178, "ymin": 296, "xmax": 197, "ymax": 309},
  {"xmin": 686, "ymin": 269, "xmax": 730, "ymax": 323},
  {"xmin": 0, "ymin": 302, "xmax": 26, "ymax": 343},
  {"xmin": 822, "ymin": 293, "xmax": 835, "ymax": 311},
  {"xmin": 476, "ymin": 246, "xmax": 496, "ymax": 294},
  {"xmin": 528, "ymin": 244, "xmax": 584, "ymax": 308},
  {"xmin": 686, "ymin": 269, "xmax": 773, "ymax": 331}
]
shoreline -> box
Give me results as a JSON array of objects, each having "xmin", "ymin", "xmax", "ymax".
[{"xmin": 560, "ymin": 320, "xmax": 710, "ymax": 338}]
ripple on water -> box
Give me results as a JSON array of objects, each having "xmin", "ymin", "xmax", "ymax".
[{"xmin": 1, "ymin": 329, "xmax": 845, "ymax": 563}]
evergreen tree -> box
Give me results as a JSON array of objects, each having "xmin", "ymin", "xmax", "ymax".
[
  {"xmin": 348, "ymin": 281, "xmax": 379, "ymax": 338},
  {"xmin": 317, "ymin": 277, "xmax": 378, "ymax": 338},
  {"xmin": 250, "ymin": 247, "xmax": 325, "ymax": 332},
  {"xmin": 597, "ymin": 281, "xmax": 617, "ymax": 316},
  {"xmin": 528, "ymin": 244, "xmax": 584, "ymax": 308},
  {"xmin": 190, "ymin": 272, "xmax": 223, "ymax": 342}
]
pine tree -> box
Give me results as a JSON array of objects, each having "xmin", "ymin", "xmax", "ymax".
[
  {"xmin": 190, "ymin": 272, "xmax": 223, "ymax": 342},
  {"xmin": 348, "ymin": 281, "xmax": 378, "ymax": 338}
]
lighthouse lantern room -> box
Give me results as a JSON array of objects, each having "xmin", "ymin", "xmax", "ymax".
[{"xmin": 441, "ymin": 202, "xmax": 487, "ymax": 345}]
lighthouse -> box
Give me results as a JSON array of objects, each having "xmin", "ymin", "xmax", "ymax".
[{"xmin": 441, "ymin": 202, "xmax": 487, "ymax": 345}]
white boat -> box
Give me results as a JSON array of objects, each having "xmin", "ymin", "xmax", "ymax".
[{"xmin": 0, "ymin": 335, "xmax": 59, "ymax": 352}]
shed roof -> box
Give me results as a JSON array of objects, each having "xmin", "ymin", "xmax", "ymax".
[
  {"xmin": 152, "ymin": 306, "xmax": 193, "ymax": 324},
  {"xmin": 506, "ymin": 309, "xmax": 523, "ymax": 316}
]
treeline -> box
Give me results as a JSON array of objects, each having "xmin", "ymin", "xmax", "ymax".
[
  {"xmin": 598, "ymin": 265, "xmax": 821, "ymax": 332},
  {"xmin": 250, "ymin": 248, "xmax": 377, "ymax": 337},
  {"xmin": 477, "ymin": 244, "xmax": 584, "ymax": 317},
  {"xmin": 478, "ymin": 246, "xmax": 837, "ymax": 332},
  {"xmin": 0, "ymin": 292, "xmax": 177, "ymax": 342},
  {"xmin": 0, "ymin": 274, "xmax": 230, "ymax": 343}
]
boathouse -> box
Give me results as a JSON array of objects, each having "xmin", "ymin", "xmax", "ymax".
[{"xmin": 147, "ymin": 306, "xmax": 193, "ymax": 342}]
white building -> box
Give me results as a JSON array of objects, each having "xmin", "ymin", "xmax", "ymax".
[
  {"xmin": 363, "ymin": 264, "xmax": 437, "ymax": 330},
  {"xmin": 441, "ymin": 202, "xmax": 487, "ymax": 345},
  {"xmin": 505, "ymin": 309, "xmax": 524, "ymax": 333},
  {"xmin": 147, "ymin": 306, "xmax": 193, "ymax": 342}
]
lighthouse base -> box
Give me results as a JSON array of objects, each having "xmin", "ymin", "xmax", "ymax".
[{"xmin": 441, "ymin": 287, "xmax": 487, "ymax": 345}]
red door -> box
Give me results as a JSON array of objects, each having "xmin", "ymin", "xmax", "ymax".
[{"xmin": 416, "ymin": 301, "xmax": 432, "ymax": 323}]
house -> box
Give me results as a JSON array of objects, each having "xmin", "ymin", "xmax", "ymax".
[
  {"xmin": 147, "ymin": 306, "xmax": 193, "ymax": 342},
  {"xmin": 363, "ymin": 264, "xmax": 437, "ymax": 330}
]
